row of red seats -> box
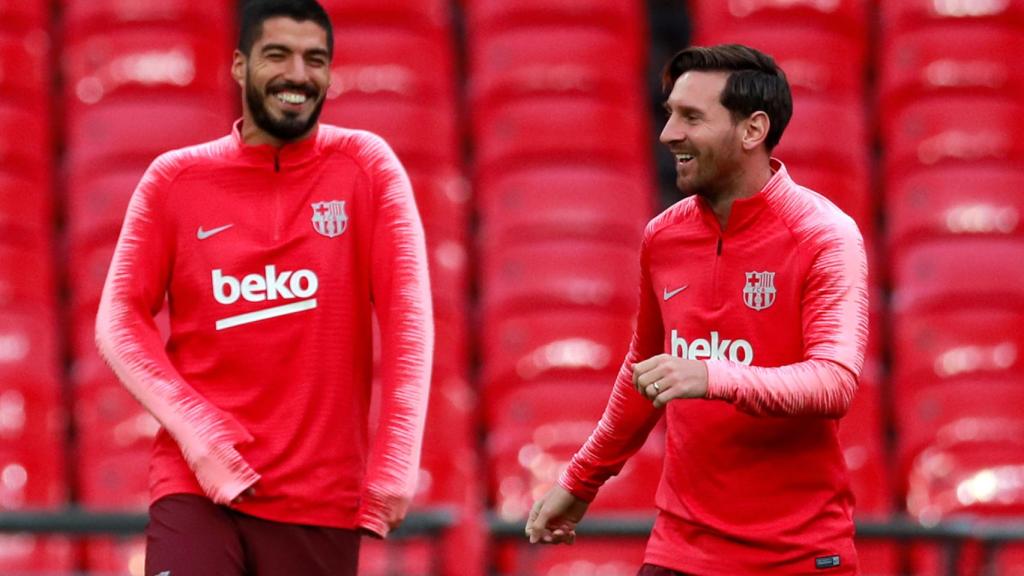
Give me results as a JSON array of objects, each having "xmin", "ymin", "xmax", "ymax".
[
  {"xmin": 878, "ymin": 4, "xmax": 1024, "ymax": 574},
  {"xmin": 466, "ymin": 0, "xmax": 657, "ymax": 573}
]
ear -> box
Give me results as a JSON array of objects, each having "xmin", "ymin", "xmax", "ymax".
[
  {"xmin": 231, "ymin": 49, "xmax": 246, "ymax": 89},
  {"xmin": 741, "ymin": 111, "xmax": 770, "ymax": 151}
]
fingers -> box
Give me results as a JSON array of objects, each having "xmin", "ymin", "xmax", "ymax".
[
  {"xmin": 632, "ymin": 354, "xmax": 668, "ymax": 394},
  {"xmin": 525, "ymin": 500, "xmax": 577, "ymax": 545},
  {"xmin": 232, "ymin": 486, "xmax": 256, "ymax": 505}
]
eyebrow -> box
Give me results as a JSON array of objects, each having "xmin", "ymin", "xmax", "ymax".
[
  {"xmin": 663, "ymin": 102, "xmax": 705, "ymax": 117},
  {"xmin": 260, "ymin": 44, "xmax": 330, "ymax": 59}
]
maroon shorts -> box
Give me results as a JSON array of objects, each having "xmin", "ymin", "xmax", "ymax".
[{"xmin": 145, "ymin": 494, "xmax": 360, "ymax": 576}]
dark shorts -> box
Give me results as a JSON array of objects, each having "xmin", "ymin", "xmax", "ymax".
[
  {"xmin": 638, "ymin": 564, "xmax": 692, "ymax": 576},
  {"xmin": 145, "ymin": 494, "xmax": 361, "ymax": 576}
]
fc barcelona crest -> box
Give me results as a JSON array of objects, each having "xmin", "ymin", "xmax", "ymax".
[
  {"xmin": 311, "ymin": 200, "xmax": 348, "ymax": 238},
  {"xmin": 743, "ymin": 271, "xmax": 776, "ymax": 311}
]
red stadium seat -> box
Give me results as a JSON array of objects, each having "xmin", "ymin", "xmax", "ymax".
[
  {"xmin": 0, "ymin": 172, "xmax": 53, "ymax": 250},
  {"xmin": 474, "ymin": 97, "xmax": 649, "ymax": 173},
  {"xmin": 66, "ymin": 96, "xmax": 233, "ymax": 180},
  {"xmin": 0, "ymin": 245, "xmax": 56, "ymax": 310},
  {"xmin": 469, "ymin": 27, "xmax": 644, "ymax": 87},
  {"xmin": 0, "ymin": 441, "xmax": 66, "ymax": 510},
  {"xmin": 879, "ymin": 23, "xmax": 1024, "ymax": 117},
  {"xmin": 320, "ymin": 99, "xmax": 459, "ymax": 168},
  {"xmin": 774, "ymin": 96, "xmax": 870, "ymax": 175},
  {"xmin": 0, "ymin": 32, "xmax": 51, "ymax": 107},
  {"xmin": 66, "ymin": 241, "xmax": 115, "ymax": 324},
  {"xmin": 886, "ymin": 165, "xmax": 1024, "ymax": 255},
  {"xmin": 481, "ymin": 241, "xmax": 639, "ymax": 318},
  {"xmin": 83, "ymin": 536, "xmax": 147, "ymax": 576},
  {"xmin": 697, "ymin": 26, "xmax": 865, "ymax": 98},
  {"xmin": 880, "ymin": 0, "xmax": 1024, "ymax": 33},
  {"xmin": 691, "ymin": 0, "xmax": 869, "ymax": 41},
  {"xmin": 63, "ymin": 28, "xmax": 234, "ymax": 110},
  {"xmin": 0, "ymin": 536, "xmax": 74, "ymax": 575},
  {"xmin": 0, "ymin": 0, "xmax": 49, "ymax": 31},
  {"xmin": 465, "ymin": 0, "xmax": 646, "ymax": 47},
  {"xmin": 65, "ymin": 168, "xmax": 144, "ymax": 250},
  {"xmin": 321, "ymin": 0, "xmax": 451, "ymax": 32},
  {"xmin": 478, "ymin": 165, "xmax": 651, "ymax": 250},
  {"xmin": 890, "ymin": 238, "xmax": 1024, "ymax": 313},
  {"xmin": 330, "ymin": 27, "xmax": 456, "ymax": 103},
  {"xmin": 62, "ymin": 0, "xmax": 234, "ymax": 42},
  {"xmin": 897, "ymin": 380, "xmax": 1024, "ymax": 481},
  {"xmin": 783, "ymin": 163, "xmax": 872, "ymax": 231},
  {"xmin": 359, "ymin": 538, "xmax": 436, "ymax": 576},
  {"xmin": 482, "ymin": 309, "xmax": 633, "ymax": 390},
  {"xmin": 410, "ymin": 168, "xmax": 470, "ymax": 245},
  {"xmin": 417, "ymin": 379, "xmax": 477, "ymax": 506},
  {"xmin": 0, "ymin": 307, "xmax": 60, "ymax": 390},
  {"xmin": 882, "ymin": 96, "xmax": 1024, "ymax": 176},
  {"xmin": 0, "ymin": 106, "xmax": 51, "ymax": 183},
  {"xmin": 74, "ymin": 379, "xmax": 157, "ymax": 457},
  {"xmin": 839, "ymin": 362, "xmax": 893, "ymax": 517},
  {"xmin": 77, "ymin": 448, "xmax": 151, "ymax": 510},
  {"xmin": 890, "ymin": 308, "xmax": 1024, "ymax": 410},
  {"xmin": 487, "ymin": 381, "xmax": 662, "ymax": 518},
  {"xmin": 495, "ymin": 537, "xmax": 648, "ymax": 576}
]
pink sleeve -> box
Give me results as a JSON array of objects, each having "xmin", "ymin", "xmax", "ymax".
[
  {"xmin": 95, "ymin": 155, "xmax": 260, "ymax": 505},
  {"xmin": 705, "ymin": 216, "xmax": 869, "ymax": 418},
  {"xmin": 358, "ymin": 137, "xmax": 434, "ymax": 537},
  {"xmin": 558, "ymin": 231, "xmax": 664, "ymax": 502}
]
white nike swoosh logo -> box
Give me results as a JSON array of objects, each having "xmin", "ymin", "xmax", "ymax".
[
  {"xmin": 197, "ymin": 224, "xmax": 234, "ymax": 240},
  {"xmin": 663, "ymin": 285, "xmax": 688, "ymax": 301}
]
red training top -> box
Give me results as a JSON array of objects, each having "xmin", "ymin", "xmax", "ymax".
[
  {"xmin": 560, "ymin": 160, "xmax": 869, "ymax": 575},
  {"xmin": 96, "ymin": 120, "xmax": 434, "ymax": 537}
]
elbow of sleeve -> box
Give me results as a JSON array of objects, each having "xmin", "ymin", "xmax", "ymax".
[{"xmin": 824, "ymin": 364, "xmax": 858, "ymax": 418}]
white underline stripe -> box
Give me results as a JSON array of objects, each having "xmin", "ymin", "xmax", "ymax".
[{"xmin": 215, "ymin": 299, "xmax": 317, "ymax": 330}]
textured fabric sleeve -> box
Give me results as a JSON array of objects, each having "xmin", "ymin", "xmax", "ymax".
[
  {"xmin": 359, "ymin": 136, "xmax": 434, "ymax": 538},
  {"xmin": 95, "ymin": 155, "xmax": 260, "ymax": 504},
  {"xmin": 558, "ymin": 229, "xmax": 664, "ymax": 502},
  {"xmin": 705, "ymin": 215, "xmax": 869, "ymax": 418}
]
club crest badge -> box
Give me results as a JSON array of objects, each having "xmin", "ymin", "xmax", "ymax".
[
  {"xmin": 311, "ymin": 200, "xmax": 348, "ymax": 238},
  {"xmin": 743, "ymin": 271, "xmax": 776, "ymax": 311}
]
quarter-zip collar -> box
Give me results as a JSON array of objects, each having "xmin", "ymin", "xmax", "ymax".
[
  {"xmin": 228, "ymin": 118, "xmax": 323, "ymax": 170},
  {"xmin": 695, "ymin": 158, "xmax": 790, "ymax": 235}
]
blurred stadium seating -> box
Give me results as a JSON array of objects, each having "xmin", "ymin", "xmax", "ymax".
[{"xmin": 0, "ymin": 0, "xmax": 1021, "ymax": 574}]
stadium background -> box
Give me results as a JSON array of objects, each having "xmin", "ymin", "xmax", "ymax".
[{"xmin": 1, "ymin": 0, "xmax": 1023, "ymax": 574}]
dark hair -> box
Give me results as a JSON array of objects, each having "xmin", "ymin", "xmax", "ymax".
[
  {"xmin": 238, "ymin": 0, "xmax": 334, "ymax": 58},
  {"xmin": 662, "ymin": 44, "xmax": 792, "ymax": 151}
]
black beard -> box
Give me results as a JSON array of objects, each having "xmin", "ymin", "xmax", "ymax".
[{"xmin": 246, "ymin": 74, "xmax": 325, "ymax": 142}]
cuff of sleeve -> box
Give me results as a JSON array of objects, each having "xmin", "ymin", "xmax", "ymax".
[
  {"xmin": 557, "ymin": 464, "xmax": 599, "ymax": 503},
  {"xmin": 704, "ymin": 360, "xmax": 734, "ymax": 402},
  {"xmin": 357, "ymin": 514, "xmax": 390, "ymax": 539}
]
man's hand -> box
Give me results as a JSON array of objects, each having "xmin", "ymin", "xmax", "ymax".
[
  {"xmin": 525, "ymin": 485, "xmax": 590, "ymax": 545},
  {"xmin": 632, "ymin": 354, "xmax": 709, "ymax": 408}
]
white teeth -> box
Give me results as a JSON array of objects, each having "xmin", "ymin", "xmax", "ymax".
[
  {"xmin": 676, "ymin": 154, "xmax": 694, "ymax": 162},
  {"xmin": 275, "ymin": 92, "xmax": 307, "ymax": 104}
]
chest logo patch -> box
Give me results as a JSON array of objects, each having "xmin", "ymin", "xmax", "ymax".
[
  {"xmin": 743, "ymin": 271, "xmax": 777, "ymax": 311},
  {"xmin": 311, "ymin": 200, "xmax": 348, "ymax": 238}
]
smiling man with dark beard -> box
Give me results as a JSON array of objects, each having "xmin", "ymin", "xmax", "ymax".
[{"xmin": 95, "ymin": 1, "xmax": 434, "ymax": 575}]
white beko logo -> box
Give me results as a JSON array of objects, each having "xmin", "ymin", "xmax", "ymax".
[
  {"xmin": 743, "ymin": 271, "xmax": 777, "ymax": 311},
  {"xmin": 311, "ymin": 200, "xmax": 348, "ymax": 238},
  {"xmin": 671, "ymin": 330, "xmax": 753, "ymax": 365},
  {"xmin": 211, "ymin": 265, "xmax": 318, "ymax": 330}
]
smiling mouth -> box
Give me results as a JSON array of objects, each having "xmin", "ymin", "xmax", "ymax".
[
  {"xmin": 273, "ymin": 91, "xmax": 309, "ymax": 105},
  {"xmin": 675, "ymin": 153, "xmax": 695, "ymax": 165}
]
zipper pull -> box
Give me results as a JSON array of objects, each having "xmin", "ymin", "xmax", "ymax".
[
  {"xmin": 716, "ymin": 237, "xmax": 723, "ymax": 255},
  {"xmin": 274, "ymin": 152, "xmax": 281, "ymax": 172}
]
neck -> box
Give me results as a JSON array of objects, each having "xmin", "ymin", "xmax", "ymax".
[
  {"xmin": 240, "ymin": 108, "xmax": 315, "ymax": 148},
  {"xmin": 706, "ymin": 161, "xmax": 774, "ymax": 229}
]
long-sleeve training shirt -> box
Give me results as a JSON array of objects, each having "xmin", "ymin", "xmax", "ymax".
[
  {"xmin": 95, "ymin": 120, "xmax": 433, "ymax": 537},
  {"xmin": 560, "ymin": 160, "xmax": 869, "ymax": 575}
]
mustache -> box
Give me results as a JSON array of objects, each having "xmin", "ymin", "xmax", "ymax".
[{"xmin": 267, "ymin": 82, "xmax": 319, "ymax": 98}]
